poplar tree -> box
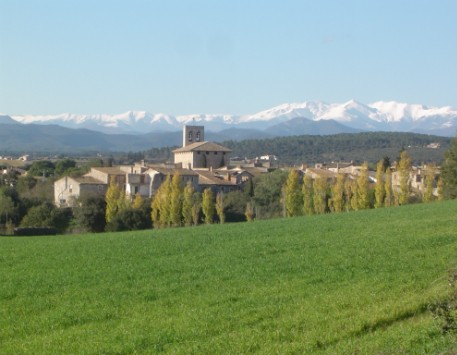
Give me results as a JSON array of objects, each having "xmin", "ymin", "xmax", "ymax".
[
  {"xmin": 302, "ymin": 174, "xmax": 314, "ymax": 215},
  {"xmin": 151, "ymin": 192, "xmax": 161, "ymax": 228},
  {"xmin": 384, "ymin": 168, "xmax": 393, "ymax": 207},
  {"xmin": 437, "ymin": 176, "xmax": 444, "ymax": 201},
  {"xmin": 284, "ymin": 170, "xmax": 303, "ymax": 217},
  {"xmin": 105, "ymin": 176, "xmax": 120, "ymax": 223},
  {"xmin": 170, "ymin": 173, "xmax": 183, "ymax": 227},
  {"xmin": 192, "ymin": 192, "xmax": 202, "ymax": 226},
  {"xmin": 132, "ymin": 192, "xmax": 144, "ymax": 209},
  {"xmin": 202, "ymin": 188, "xmax": 214, "ymax": 224},
  {"xmin": 215, "ymin": 191, "xmax": 226, "ymax": 224},
  {"xmin": 357, "ymin": 162, "xmax": 370, "ymax": 210},
  {"xmin": 331, "ymin": 173, "xmax": 345, "ymax": 213},
  {"xmin": 344, "ymin": 178, "xmax": 353, "ymax": 211},
  {"xmin": 182, "ymin": 181, "xmax": 194, "ymax": 226},
  {"xmin": 398, "ymin": 150, "xmax": 412, "ymax": 205},
  {"xmin": 313, "ymin": 176, "xmax": 328, "ymax": 214},
  {"xmin": 350, "ymin": 180, "xmax": 358, "ymax": 211},
  {"xmin": 423, "ymin": 164, "xmax": 436, "ymax": 203},
  {"xmin": 159, "ymin": 175, "xmax": 172, "ymax": 227},
  {"xmin": 374, "ymin": 160, "xmax": 385, "ymax": 208}
]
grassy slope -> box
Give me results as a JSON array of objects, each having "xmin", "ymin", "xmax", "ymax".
[{"xmin": 1, "ymin": 201, "xmax": 457, "ymax": 353}]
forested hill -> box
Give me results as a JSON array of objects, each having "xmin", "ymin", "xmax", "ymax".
[{"xmin": 220, "ymin": 132, "xmax": 452, "ymax": 165}]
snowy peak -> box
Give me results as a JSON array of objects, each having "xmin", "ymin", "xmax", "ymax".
[{"xmin": 7, "ymin": 100, "xmax": 457, "ymax": 136}]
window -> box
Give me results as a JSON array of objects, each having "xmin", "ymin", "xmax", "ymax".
[
  {"xmin": 69, "ymin": 184, "xmax": 73, "ymax": 193},
  {"xmin": 188, "ymin": 132, "xmax": 193, "ymax": 142},
  {"xmin": 196, "ymin": 132, "xmax": 201, "ymax": 141}
]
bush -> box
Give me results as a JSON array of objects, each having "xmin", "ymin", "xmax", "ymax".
[
  {"xmin": 430, "ymin": 268, "xmax": 457, "ymax": 333},
  {"xmin": 105, "ymin": 207, "xmax": 152, "ymax": 232}
]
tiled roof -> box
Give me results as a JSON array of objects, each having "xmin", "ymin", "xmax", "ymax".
[
  {"xmin": 73, "ymin": 176, "xmax": 105, "ymax": 184},
  {"xmin": 146, "ymin": 167, "xmax": 198, "ymax": 176},
  {"xmin": 90, "ymin": 167, "xmax": 126, "ymax": 175},
  {"xmin": 194, "ymin": 170, "xmax": 238, "ymax": 186},
  {"xmin": 173, "ymin": 141, "xmax": 232, "ymax": 153}
]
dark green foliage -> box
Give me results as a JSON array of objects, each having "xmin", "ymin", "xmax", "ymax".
[
  {"xmin": 430, "ymin": 269, "xmax": 457, "ymax": 333},
  {"xmin": 224, "ymin": 190, "xmax": 249, "ymax": 222},
  {"xmin": 27, "ymin": 160, "xmax": 55, "ymax": 177},
  {"xmin": 253, "ymin": 169, "xmax": 288, "ymax": 219},
  {"xmin": 223, "ymin": 132, "xmax": 450, "ymax": 165},
  {"xmin": 105, "ymin": 207, "xmax": 152, "ymax": 232},
  {"xmin": 441, "ymin": 136, "xmax": 457, "ymax": 198},
  {"xmin": 20, "ymin": 202, "xmax": 72, "ymax": 233},
  {"xmin": 54, "ymin": 159, "xmax": 77, "ymax": 176},
  {"xmin": 72, "ymin": 194, "xmax": 106, "ymax": 233}
]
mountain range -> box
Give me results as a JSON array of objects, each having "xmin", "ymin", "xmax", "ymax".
[
  {"xmin": 1, "ymin": 100, "xmax": 456, "ymax": 153},
  {"xmin": 5, "ymin": 99, "xmax": 457, "ymax": 137}
]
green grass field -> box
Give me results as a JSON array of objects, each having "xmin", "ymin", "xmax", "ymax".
[{"xmin": 2, "ymin": 201, "xmax": 457, "ymax": 353}]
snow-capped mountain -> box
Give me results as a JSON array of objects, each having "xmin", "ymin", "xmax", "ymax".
[{"xmin": 7, "ymin": 100, "xmax": 457, "ymax": 136}]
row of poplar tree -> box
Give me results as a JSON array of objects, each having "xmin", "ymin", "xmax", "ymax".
[
  {"xmin": 104, "ymin": 173, "xmax": 255, "ymax": 230},
  {"xmin": 283, "ymin": 151, "xmax": 441, "ymax": 217}
]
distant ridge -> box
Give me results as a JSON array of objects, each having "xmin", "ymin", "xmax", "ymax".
[{"xmin": 6, "ymin": 100, "xmax": 457, "ymax": 137}]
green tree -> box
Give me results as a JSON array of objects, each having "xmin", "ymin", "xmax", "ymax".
[
  {"xmin": 105, "ymin": 177, "xmax": 121, "ymax": 223},
  {"xmin": 54, "ymin": 159, "xmax": 77, "ymax": 176},
  {"xmin": 313, "ymin": 176, "xmax": 328, "ymax": 214},
  {"xmin": 331, "ymin": 173, "xmax": 345, "ymax": 213},
  {"xmin": 27, "ymin": 160, "xmax": 55, "ymax": 177},
  {"xmin": 302, "ymin": 174, "xmax": 314, "ymax": 215},
  {"xmin": 437, "ymin": 176, "xmax": 445, "ymax": 201},
  {"xmin": 182, "ymin": 181, "xmax": 194, "ymax": 226},
  {"xmin": 159, "ymin": 175, "xmax": 172, "ymax": 227},
  {"xmin": 73, "ymin": 194, "xmax": 106, "ymax": 233},
  {"xmin": 170, "ymin": 174, "xmax": 183, "ymax": 227},
  {"xmin": 398, "ymin": 150, "xmax": 412, "ymax": 205},
  {"xmin": 374, "ymin": 160, "xmax": 385, "ymax": 208},
  {"xmin": 253, "ymin": 169, "xmax": 288, "ymax": 219},
  {"xmin": 20, "ymin": 202, "xmax": 71, "ymax": 233},
  {"xmin": 215, "ymin": 191, "xmax": 226, "ymax": 224},
  {"xmin": 284, "ymin": 170, "xmax": 303, "ymax": 217},
  {"xmin": 224, "ymin": 190, "xmax": 249, "ymax": 222},
  {"xmin": 350, "ymin": 180, "xmax": 358, "ymax": 211},
  {"xmin": 357, "ymin": 162, "xmax": 371, "ymax": 210},
  {"xmin": 441, "ymin": 136, "xmax": 457, "ymax": 199},
  {"xmin": 202, "ymin": 188, "xmax": 214, "ymax": 224},
  {"xmin": 423, "ymin": 164, "xmax": 436, "ymax": 203}
]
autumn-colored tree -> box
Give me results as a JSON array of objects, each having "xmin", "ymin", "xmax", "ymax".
[
  {"xmin": 284, "ymin": 170, "xmax": 303, "ymax": 217},
  {"xmin": 191, "ymin": 192, "xmax": 202, "ymax": 226},
  {"xmin": 182, "ymin": 181, "xmax": 194, "ymax": 226},
  {"xmin": 313, "ymin": 176, "xmax": 328, "ymax": 214},
  {"xmin": 117, "ymin": 190, "xmax": 130, "ymax": 213},
  {"xmin": 105, "ymin": 177, "xmax": 120, "ymax": 223},
  {"xmin": 132, "ymin": 192, "xmax": 144, "ymax": 209},
  {"xmin": 170, "ymin": 173, "xmax": 183, "ymax": 227},
  {"xmin": 350, "ymin": 180, "xmax": 358, "ymax": 211},
  {"xmin": 151, "ymin": 192, "xmax": 161, "ymax": 228},
  {"xmin": 215, "ymin": 191, "xmax": 225, "ymax": 224},
  {"xmin": 302, "ymin": 174, "xmax": 314, "ymax": 215},
  {"xmin": 331, "ymin": 173, "xmax": 345, "ymax": 213},
  {"xmin": 384, "ymin": 168, "xmax": 393, "ymax": 207},
  {"xmin": 357, "ymin": 162, "xmax": 371, "ymax": 210},
  {"xmin": 245, "ymin": 200, "xmax": 255, "ymax": 222},
  {"xmin": 423, "ymin": 164, "xmax": 436, "ymax": 203},
  {"xmin": 398, "ymin": 150, "xmax": 412, "ymax": 205},
  {"xmin": 159, "ymin": 175, "xmax": 172, "ymax": 227},
  {"xmin": 374, "ymin": 160, "xmax": 385, "ymax": 208},
  {"xmin": 202, "ymin": 188, "xmax": 214, "ymax": 224},
  {"xmin": 437, "ymin": 176, "xmax": 445, "ymax": 201}
]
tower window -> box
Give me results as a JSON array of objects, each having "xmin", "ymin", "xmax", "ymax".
[
  {"xmin": 188, "ymin": 132, "xmax": 193, "ymax": 142},
  {"xmin": 196, "ymin": 132, "xmax": 201, "ymax": 141}
]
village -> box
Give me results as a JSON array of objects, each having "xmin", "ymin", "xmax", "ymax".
[{"xmin": 50, "ymin": 124, "xmax": 440, "ymax": 209}]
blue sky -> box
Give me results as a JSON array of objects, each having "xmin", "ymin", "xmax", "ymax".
[{"xmin": 1, "ymin": 0, "xmax": 456, "ymax": 115}]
